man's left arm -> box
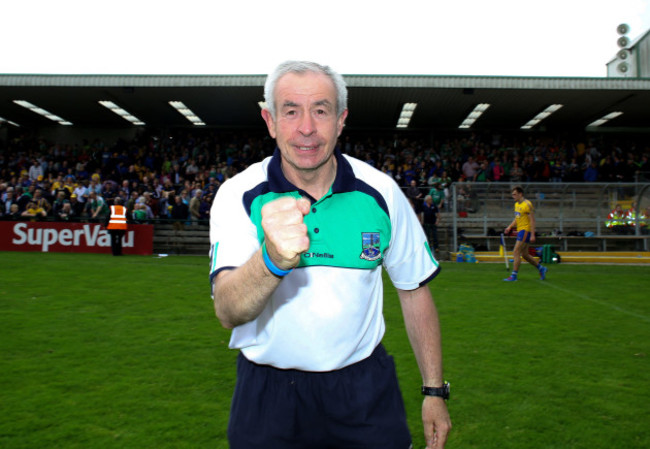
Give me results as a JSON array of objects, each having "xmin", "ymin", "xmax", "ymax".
[
  {"xmin": 397, "ymin": 285, "xmax": 451, "ymax": 449},
  {"xmin": 529, "ymin": 208, "xmax": 536, "ymax": 243}
]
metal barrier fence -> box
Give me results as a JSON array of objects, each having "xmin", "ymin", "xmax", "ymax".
[{"xmin": 442, "ymin": 182, "xmax": 650, "ymax": 252}]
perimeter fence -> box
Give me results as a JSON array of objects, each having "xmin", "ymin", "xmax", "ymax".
[{"xmin": 434, "ymin": 182, "xmax": 650, "ymax": 254}]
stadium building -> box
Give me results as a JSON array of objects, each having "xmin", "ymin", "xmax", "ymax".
[{"xmin": 1, "ymin": 27, "xmax": 649, "ymax": 260}]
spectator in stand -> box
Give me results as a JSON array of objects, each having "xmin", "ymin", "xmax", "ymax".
[
  {"xmin": 32, "ymin": 188, "xmax": 52, "ymax": 216},
  {"xmin": 428, "ymin": 182, "xmax": 445, "ymax": 211},
  {"xmin": 87, "ymin": 191, "xmax": 110, "ymax": 222},
  {"xmin": 56, "ymin": 201, "xmax": 76, "ymax": 221},
  {"xmin": 406, "ymin": 179, "xmax": 423, "ymax": 214},
  {"xmin": 170, "ymin": 194, "xmax": 189, "ymax": 231},
  {"xmin": 462, "ymin": 156, "xmax": 479, "ymax": 181},
  {"xmin": 199, "ymin": 192, "xmax": 212, "ymax": 220},
  {"xmin": 133, "ymin": 194, "xmax": 154, "ymax": 222},
  {"xmin": 185, "ymin": 159, "xmax": 199, "ymax": 182},
  {"xmin": 101, "ymin": 180, "xmax": 118, "ymax": 205},
  {"xmin": 63, "ymin": 175, "xmax": 76, "ymax": 196},
  {"xmin": 490, "ymin": 158, "xmax": 505, "ymax": 182},
  {"xmin": 475, "ymin": 161, "xmax": 489, "ymax": 182},
  {"xmin": 5, "ymin": 203, "xmax": 22, "ymax": 220},
  {"xmin": 420, "ymin": 194, "xmax": 440, "ymax": 255},
  {"xmin": 599, "ymin": 155, "xmax": 615, "ymax": 182},
  {"xmin": 549, "ymin": 156, "xmax": 566, "ymax": 182},
  {"xmin": 189, "ymin": 189, "xmax": 202, "ymax": 225},
  {"xmin": 52, "ymin": 191, "xmax": 69, "ymax": 217},
  {"xmin": 21, "ymin": 200, "xmax": 47, "ymax": 221},
  {"xmin": 16, "ymin": 187, "xmax": 32, "ymax": 212},
  {"xmin": 73, "ymin": 180, "xmax": 89, "ymax": 203},
  {"xmin": 28, "ymin": 159, "xmax": 44, "ymax": 183},
  {"xmin": 132, "ymin": 202, "xmax": 148, "ymax": 223},
  {"xmin": 50, "ymin": 174, "xmax": 65, "ymax": 195},
  {"xmin": 120, "ymin": 179, "xmax": 131, "ymax": 198},
  {"xmin": 88, "ymin": 177, "xmax": 102, "ymax": 195},
  {"xmin": 125, "ymin": 191, "xmax": 138, "ymax": 217},
  {"xmin": 3, "ymin": 187, "xmax": 16, "ymax": 215},
  {"xmin": 69, "ymin": 194, "xmax": 84, "ymax": 217},
  {"xmin": 583, "ymin": 161, "xmax": 599, "ymax": 182}
]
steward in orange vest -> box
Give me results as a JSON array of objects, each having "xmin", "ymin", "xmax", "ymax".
[{"xmin": 107, "ymin": 197, "xmax": 128, "ymax": 256}]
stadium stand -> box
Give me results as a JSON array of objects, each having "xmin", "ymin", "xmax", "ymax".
[{"xmin": 1, "ymin": 129, "xmax": 648, "ymax": 257}]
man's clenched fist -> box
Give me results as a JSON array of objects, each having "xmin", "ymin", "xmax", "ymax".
[{"xmin": 261, "ymin": 197, "xmax": 311, "ymax": 271}]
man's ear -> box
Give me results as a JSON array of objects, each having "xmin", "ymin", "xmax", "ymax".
[
  {"xmin": 261, "ymin": 109, "xmax": 277, "ymax": 139},
  {"xmin": 336, "ymin": 109, "xmax": 348, "ymax": 137}
]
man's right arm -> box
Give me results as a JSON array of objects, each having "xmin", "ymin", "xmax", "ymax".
[
  {"xmin": 212, "ymin": 250, "xmax": 283, "ymax": 329},
  {"xmin": 212, "ymin": 196, "xmax": 311, "ymax": 329}
]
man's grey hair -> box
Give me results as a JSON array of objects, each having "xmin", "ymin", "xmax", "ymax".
[{"xmin": 263, "ymin": 60, "xmax": 348, "ymax": 120}]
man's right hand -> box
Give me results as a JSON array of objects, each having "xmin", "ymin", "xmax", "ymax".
[{"xmin": 261, "ymin": 197, "xmax": 311, "ymax": 271}]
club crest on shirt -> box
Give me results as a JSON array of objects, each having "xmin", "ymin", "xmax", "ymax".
[{"xmin": 360, "ymin": 232, "xmax": 381, "ymax": 261}]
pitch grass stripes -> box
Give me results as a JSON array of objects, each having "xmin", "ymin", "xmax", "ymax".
[{"xmin": 1, "ymin": 253, "xmax": 648, "ymax": 449}]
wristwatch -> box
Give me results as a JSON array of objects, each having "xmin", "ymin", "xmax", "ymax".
[{"xmin": 421, "ymin": 381, "xmax": 450, "ymax": 400}]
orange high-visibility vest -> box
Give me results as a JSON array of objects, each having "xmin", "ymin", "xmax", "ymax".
[{"xmin": 107, "ymin": 205, "xmax": 128, "ymax": 230}]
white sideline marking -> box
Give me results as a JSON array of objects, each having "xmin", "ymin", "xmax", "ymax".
[{"xmin": 542, "ymin": 282, "xmax": 650, "ymax": 323}]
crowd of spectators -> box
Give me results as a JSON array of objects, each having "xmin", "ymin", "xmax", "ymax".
[{"xmin": 1, "ymin": 129, "xmax": 649, "ymax": 223}]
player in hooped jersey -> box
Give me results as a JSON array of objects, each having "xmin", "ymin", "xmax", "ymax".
[{"xmin": 503, "ymin": 186, "xmax": 547, "ymax": 281}]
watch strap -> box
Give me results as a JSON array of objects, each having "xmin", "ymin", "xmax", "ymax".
[{"xmin": 421, "ymin": 381, "xmax": 450, "ymax": 400}]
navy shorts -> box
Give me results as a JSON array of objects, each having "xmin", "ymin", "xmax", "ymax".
[
  {"xmin": 228, "ymin": 344, "xmax": 412, "ymax": 449},
  {"xmin": 516, "ymin": 229, "xmax": 532, "ymax": 243}
]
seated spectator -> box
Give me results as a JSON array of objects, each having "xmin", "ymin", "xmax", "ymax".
[
  {"xmin": 5, "ymin": 203, "xmax": 22, "ymax": 220},
  {"xmin": 69, "ymin": 194, "xmax": 85, "ymax": 218},
  {"xmin": 132, "ymin": 203, "xmax": 148, "ymax": 223},
  {"xmin": 189, "ymin": 189, "xmax": 202, "ymax": 224},
  {"xmin": 32, "ymin": 188, "xmax": 52, "ymax": 215},
  {"xmin": 101, "ymin": 180, "xmax": 119, "ymax": 204},
  {"xmin": 171, "ymin": 195, "xmax": 189, "ymax": 231},
  {"xmin": 87, "ymin": 191, "xmax": 110, "ymax": 222},
  {"xmin": 56, "ymin": 202, "xmax": 76, "ymax": 221},
  {"xmin": 3, "ymin": 187, "xmax": 16, "ymax": 215},
  {"xmin": 73, "ymin": 181, "xmax": 88, "ymax": 203},
  {"xmin": 139, "ymin": 193, "xmax": 156, "ymax": 221},
  {"xmin": 21, "ymin": 200, "xmax": 47, "ymax": 221},
  {"xmin": 199, "ymin": 192, "xmax": 212, "ymax": 220},
  {"xmin": 16, "ymin": 186, "xmax": 34, "ymax": 212},
  {"xmin": 52, "ymin": 191, "xmax": 69, "ymax": 217}
]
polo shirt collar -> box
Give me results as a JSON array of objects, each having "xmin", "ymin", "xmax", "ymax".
[{"xmin": 267, "ymin": 147, "xmax": 357, "ymax": 197}]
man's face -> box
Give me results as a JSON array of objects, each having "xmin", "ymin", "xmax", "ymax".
[
  {"xmin": 511, "ymin": 190, "xmax": 523, "ymax": 202},
  {"xmin": 262, "ymin": 71, "xmax": 347, "ymax": 178}
]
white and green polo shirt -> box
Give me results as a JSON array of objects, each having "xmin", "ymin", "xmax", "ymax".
[{"xmin": 209, "ymin": 149, "xmax": 440, "ymax": 371}]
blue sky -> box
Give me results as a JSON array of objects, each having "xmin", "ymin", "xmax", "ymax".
[{"xmin": 2, "ymin": 0, "xmax": 649, "ymax": 77}]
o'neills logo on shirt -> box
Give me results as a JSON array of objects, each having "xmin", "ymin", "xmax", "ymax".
[{"xmin": 303, "ymin": 252, "xmax": 334, "ymax": 259}]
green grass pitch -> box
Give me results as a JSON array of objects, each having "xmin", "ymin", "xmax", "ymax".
[{"xmin": 1, "ymin": 252, "xmax": 648, "ymax": 448}]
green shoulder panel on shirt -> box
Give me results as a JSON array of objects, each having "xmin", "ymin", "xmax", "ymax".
[{"xmin": 248, "ymin": 190, "xmax": 391, "ymax": 270}]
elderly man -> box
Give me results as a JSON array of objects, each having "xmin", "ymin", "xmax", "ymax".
[{"xmin": 209, "ymin": 61, "xmax": 450, "ymax": 449}]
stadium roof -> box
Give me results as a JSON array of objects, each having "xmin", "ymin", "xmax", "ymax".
[{"xmin": 1, "ymin": 74, "xmax": 650, "ymax": 133}]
